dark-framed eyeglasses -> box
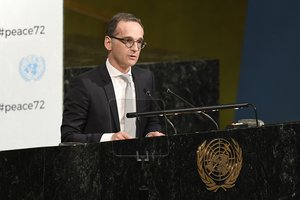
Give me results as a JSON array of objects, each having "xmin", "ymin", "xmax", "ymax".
[{"xmin": 109, "ymin": 35, "xmax": 147, "ymax": 49}]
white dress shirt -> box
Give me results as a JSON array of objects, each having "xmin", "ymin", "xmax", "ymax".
[{"xmin": 100, "ymin": 59, "xmax": 136, "ymax": 142}]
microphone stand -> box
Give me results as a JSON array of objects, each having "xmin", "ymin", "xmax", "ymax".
[
  {"xmin": 144, "ymin": 89, "xmax": 178, "ymax": 135},
  {"xmin": 167, "ymin": 88, "xmax": 219, "ymax": 130},
  {"xmin": 127, "ymin": 103, "xmax": 259, "ymax": 127}
]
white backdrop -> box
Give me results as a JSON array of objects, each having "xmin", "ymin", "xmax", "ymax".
[{"xmin": 0, "ymin": 0, "xmax": 63, "ymax": 150}]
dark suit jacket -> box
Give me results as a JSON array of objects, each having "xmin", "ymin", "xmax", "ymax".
[{"xmin": 61, "ymin": 64, "xmax": 162, "ymax": 143}]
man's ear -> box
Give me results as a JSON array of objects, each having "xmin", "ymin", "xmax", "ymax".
[{"xmin": 104, "ymin": 36, "xmax": 112, "ymax": 51}]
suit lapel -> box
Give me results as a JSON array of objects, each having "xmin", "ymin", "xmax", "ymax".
[
  {"xmin": 132, "ymin": 69, "xmax": 144, "ymax": 137},
  {"xmin": 132, "ymin": 69, "xmax": 143, "ymax": 113},
  {"xmin": 99, "ymin": 65, "xmax": 120, "ymax": 131}
]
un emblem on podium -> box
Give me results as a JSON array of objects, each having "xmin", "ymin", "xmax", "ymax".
[{"xmin": 196, "ymin": 138, "xmax": 242, "ymax": 192}]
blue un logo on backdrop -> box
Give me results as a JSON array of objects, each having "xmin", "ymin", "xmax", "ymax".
[{"xmin": 19, "ymin": 55, "xmax": 46, "ymax": 81}]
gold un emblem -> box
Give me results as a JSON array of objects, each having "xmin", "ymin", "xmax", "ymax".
[{"xmin": 196, "ymin": 138, "xmax": 243, "ymax": 192}]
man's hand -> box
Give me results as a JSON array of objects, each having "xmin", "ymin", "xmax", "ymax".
[
  {"xmin": 111, "ymin": 131, "xmax": 133, "ymax": 141},
  {"xmin": 146, "ymin": 131, "xmax": 165, "ymax": 137}
]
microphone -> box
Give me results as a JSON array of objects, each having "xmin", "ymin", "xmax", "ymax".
[
  {"xmin": 166, "ymin": 88, "xmax": 219, "ymax": 130},
  {"xmin": 143, "ymin": 88, "xmax": 178, "ymax": 135}
]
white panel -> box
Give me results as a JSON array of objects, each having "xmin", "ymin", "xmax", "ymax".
[{"xmin": 0, "ymin": 0, "xmax": 63, "ymax": 150}]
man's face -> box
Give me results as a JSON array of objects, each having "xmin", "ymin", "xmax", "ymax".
[{"xmin": 105, "ymin": 21, "xmax": 144, "ymax": 72}]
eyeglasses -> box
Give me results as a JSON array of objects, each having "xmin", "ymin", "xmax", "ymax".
[{"xmin": 109, "ymin": 35, "xmax": 147, "ymax": 49}]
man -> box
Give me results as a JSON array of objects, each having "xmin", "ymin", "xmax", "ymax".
[{"xmin": 61, "ymin": 13, "xmax": 164, "ymax": 143}]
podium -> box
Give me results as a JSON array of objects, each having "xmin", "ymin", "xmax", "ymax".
[{"xmin": 1, "ymin": 121, "xmax": 299, "ymax": 199}]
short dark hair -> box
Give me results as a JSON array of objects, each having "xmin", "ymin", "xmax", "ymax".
[{"xmin": 106, "ymin": 13, "xmax": 144, "ymax": 36}]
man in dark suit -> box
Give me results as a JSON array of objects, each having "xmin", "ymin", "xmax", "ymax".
[{"xmin": 61, "ymin": 13, "xmax": 164, "ymax": 143}]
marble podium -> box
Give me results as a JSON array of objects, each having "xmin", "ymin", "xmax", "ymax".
[{"xmin": 0, "ymin": 121, "xmax": 299, "ymax": 199}]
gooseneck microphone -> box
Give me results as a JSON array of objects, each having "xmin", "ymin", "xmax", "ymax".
[
  {"xmin": 143, "ymin": 88, "xmax": 178, "ymax": 135},
  {"xmin": 166, "ymin": 88, "xmax": 219, "ymax": 130}
]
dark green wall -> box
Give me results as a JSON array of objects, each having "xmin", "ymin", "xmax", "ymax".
[{"xmin": 64, "ymin": 0, "xmax": 248, "ymax": 127}]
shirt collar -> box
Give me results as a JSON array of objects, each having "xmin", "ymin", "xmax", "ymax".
[{"xmin": 106, "ymin": 59, "xmax": 132, "ymax": 78}]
